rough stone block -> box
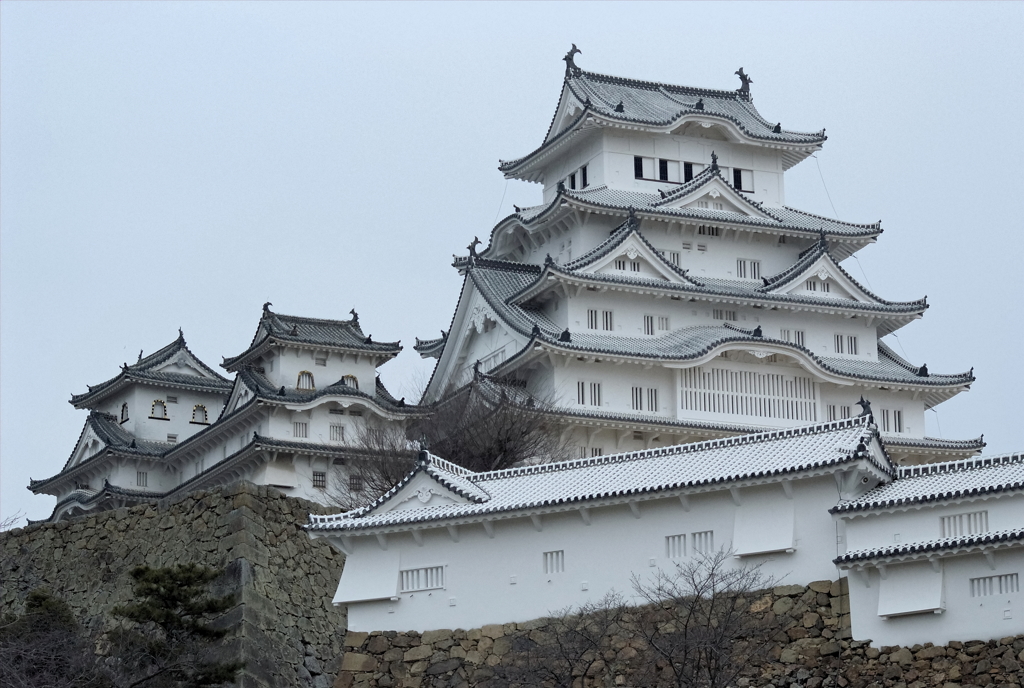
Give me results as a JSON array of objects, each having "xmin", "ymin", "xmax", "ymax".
[
  {"xmin": 425, "ymin": 658, "xmax": 461, "ymax": 675},
  {"xmin": 344, "ymin": 632, "xmax": 369, "ymax": 648},
  {"xmin": 480, "ymin": 624, "xmax": 504, "ymax": 639},
  {"xmin": 809, "ymin": 579, "xmax": 834, "ymax": 594},
  {"xmin": 403, "ymin": 645, "xmax": 434, "ymax": 662},
  {"xmin": 774, "ymin": 584, "xmax": 806, "ymax": 597},
  {"xmin": 773, "ymin": 597, "xmax": 795, "ymax": 615},
  {"xmin": 340, "ymin": 652, "xmax": 378, "ymax": 673},
  {"xmin": 891, "ymin": 648, "xmax": 915, "ymax": 666},
  {"xmin": 820, "ymin": 641, "xmax": 841, "ymax": 656},
  {"xmin": 918, "ymin": 646, "xmax": 947, "ymax": 660},
  {"xmin": 421, "ymin": 629, "xmax": 453, "ymax": 645}
]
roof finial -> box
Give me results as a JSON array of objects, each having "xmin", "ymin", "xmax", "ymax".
[
  {"xmin": 626, "ymin": 206, "xmax": 639, "ymax": 229},
  {"xmin": 772, "ymin": 122, "xmax": 782, "ymax": 134},
  {"xmin": 563, "ymin": 44, "xmax": 582, "ymax": 79},
  {"xmin": 545, "ymin": 253, "xmax": 554, "ymax": 266},
  {"xmin": 710, "ymin": 151, "xmax": 719, "ymax": 172},
  {"xmin": 752, "ymin": 326, "xmax": 762, "ymax": 338},
  {"xmin": 531, "ymin": 323, "xmax": 541, "ymax": 337},
  {"xmin": 559, "ymin": 329, "xmax": 572, "ymax": 342},
  {"xmin": 137, "ymin": 349, "xmax": 143, "ymax": 362},
  {"xmin": 917, "ymin": 364, "xmax": 929, "ymax": 377},
  {"xmin": 262, "ymin": 301, "xmax": 272, "ymax": 314},
  {"xmin": 364, "ymin": 334, "xmax": 373, "ymax": 344},
  {"xmin": 178, "ymin": 327, "xmax": 184, "ymax": 340},
  {"xmin": 856, "ymin": 396, "xmax": 873, "ymax": 418},
  {"xmin": 614, "ymin": 100, "xmax": 624, "ymax": 113},
  {"xmin": 694, "ymin": 98, "xmax": 704, "ymax": 111},
  {"xmin": 349, "ymin": 308, "xmax": 359, "ymax": 323},
  {"xmin": 289, "ymin": 324, "xmax": 298, "ymax": 336},
  {"xmin": 467, "ymin": 236, "xmax": 480, "ymax": 258},
  {"xmin": 735, "ymin": 67, "xmax": 752, "ymax": 94}
]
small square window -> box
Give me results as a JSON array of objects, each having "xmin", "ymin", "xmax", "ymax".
[
  {"xmin": 330, "ymin": 424, "xmax": 345, "ymax": 442},
  {"xmin": 312, "ymin": 471, "xmax": 327, "ymax": 489},
  {"xmin": 137, "ymin": 471, "xmax": 148, "ymax": 488},
  {"xmin": 349, "ymin": 474, "xmax": 364, "ymax": 492},
  {"xmin": 166, "ymin": 395, "xmax": 178, "ymax": 404},
  {"xmin": 315, "ymin": 357, "xmax": 327, "ymax": 366},
  {"xmin": 293, "ymin": 421, "xmax": 309, "ymax": 439},
  {"xmin": 167, "ymin": 434, "xmax": 177, "ymax": 444}
]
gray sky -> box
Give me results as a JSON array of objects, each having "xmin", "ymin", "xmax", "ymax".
[{"xmin": 3, "ymin": 2, "xmax": 1022, "ymax": 524}]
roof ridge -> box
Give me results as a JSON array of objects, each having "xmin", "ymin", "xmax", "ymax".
[
  {"xmin": 475, "ymin": 415, "xmax": 872, "ymax": 483},
  {"xmin": 897, "ymin": 451, "xmax": 1024, "ymax": 479},
  {"xmin": 782, "ymin": 205, "xmax": 881, "ymax": 230}
]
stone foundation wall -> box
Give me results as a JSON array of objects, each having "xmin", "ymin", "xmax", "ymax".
[
  {"xmin": 0, "ymin": 482, "xmax": 347, "ymax": 688},
  {"xmin": 335, "ymin": 580, "xmax": 1024, "ymax": 688}
]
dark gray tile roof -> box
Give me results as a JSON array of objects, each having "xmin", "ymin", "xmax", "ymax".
[
  {"xmin": 831, "ymin": 452, "xmax": 1024, "ymax": 515},
  {"xmin": 29, "ymin": 411, "xmax": 174, "ymax": 493},
  {"xmin": 463, "ymin": 259, "xmax": 969, "ymax": 389},
  {"xmin": 235, "ymin": 366, "xmax": 421, "ymax": 414},
  {"xmin": 881, "ymin": 435, "xmax": 986, "ymax": 453},
  {"xmin": 508, "ymin": 219, "xmax": 925, "ymax": 318},
  {"xmin": 500, "ymin": 70, "xmax": 825, "ymax": 175},
  {"xmin": 223, "ymin": 305, "xmax": 401, "ymax": 370},
  {"xmin": 307, "ymin": 416, "xmax": 888, "ymax": 533},
  {"xmin": 414, "ymin": 332, "xmax": 448, "ymax": 359},
  {"xmin": 71, "ymin": 332, "xmax": 232, "ymax": 408},
  {"xmin": 834, "ymin": 528, "xmax": 1024, "ymax": 566},
  {"xmin": 45, "ymin": 480, "xmax": 165, "ymax": 521}
]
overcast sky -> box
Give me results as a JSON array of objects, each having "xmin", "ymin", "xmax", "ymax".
[{"xmin": 3, "ymin": 2, "xmax": 1022, "ymax": 524}]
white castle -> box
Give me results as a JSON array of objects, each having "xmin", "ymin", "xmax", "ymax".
[{"xmin": 31, "ymin": 51, "xmax": 1023, "ymax": 647}]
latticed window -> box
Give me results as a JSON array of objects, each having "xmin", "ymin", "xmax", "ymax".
[
  {"xmin": 297, "ymin": 371, "xmax": 315, "ymax": 390},
  {"xmin": 293, "ymin": 422, "xmax": 308, "ymax": 438},
  {"xmin": 137, "ymin": 471, "xmax": 148, "ymax": 487},
  {"xmin": 543, "ymin": 550, "xmax": 565, "ymax": 574},
  {"xmin": 191, "ymin": 405, "xmax": 208, "ymax": 424},
  {"xmin": 150, "ymin": 400, "xmax": 168, "ymax": 419},
  {"xmin": 341, "ymin": 375, "xmax": 359, "ymax": 390},
  {"xmin": 349, "ymin": 474, "xmax": 364, "ymax": 492},
  {"xmin": 330, "ymin": 424, "xmax": 344, "ymax": 442},
  {"xmin": 312, "ymin": 471, "xmax": 327, "ymax": 490}
]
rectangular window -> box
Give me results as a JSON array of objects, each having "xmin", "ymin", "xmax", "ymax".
[
  {"xmin": 822, "ymin": 281, "xmax": 831, "ymax": 293},
  {"xmin": 737, "ymin": 259, "xmax": 761, "ymax": 280},
  {"xmin": 614, "ymin": 259, "xmax": 627, "ymax": 270},
  {"xmin": 568, "ymin": 172, "xmax": 576, "ymax": 190},
  {"xmin": 632, "ymin": 386, "xmax": 643, "ymax": 411},
  {"xmin": 681, "ymin": 242, "xmax": 692, "ymax": 250},
  {"xmin": 827, "ymin": 404, "xmax": 838, "ymax": 422},
  {"xmin": 841, "ymin": 405, "xmax": 851, "ymax": 419},
  {"xmin": 669, "ymin": 251, "xmax": 680, "ymax": 266},
  {"xmin": 847, "ymin": 336, "xmax": 859, "ymax": 355},
  {"xmin": 194, "ymin": 459, "xmax": 204, "ymax": 477},
  {"xmin": 680, "ymin": 367, "xmax": 818, "ymax": 422},
  {"xmin": 400, "ymin": 566, "xmax": 445, "ymax": 593},
  {"xmin": 666, "ymin": 534, "xmax": 687, "ymax": 559},
  {"xmin": 970, "ymin": 573, "xmax": 1019, "ymax": 598},
  {"xmin": 580, "ymin": 165, "xmax": 588, "ymax": 188},
  {"xmin": 330, "ymin": 424, "xmax": 345, "ymax": 442},
  {"xmin": 683, "ymin": 162, "xmax": 694, "ymax": 183},
  {"xmin": 692, "ymin": 530, "xmax": 714, "ymax": 554},
  {"xmin": 590, "ymin": 382, "xmax": 602, "ymax": 407},
  {"xmin": 315, "ymin": 356, "xmax": 327, "ymax": 366},
  {"xmin": 658, "ymin": 158, "xmax": 669, "ymax": 181},
  {"xmin": 941, "ymin": 510, "xmax": 989, "ymax": 538},
  {"xmin": 578, "ymin": 382, "xmax": 602, "ymax": 407},
  {"xmin": 578, "ymin": 446, "xmax": 587, "ymax": 459},
  {"xmin": 697, "ymin": 244, "xmax": 707, "ymax": 252},
  {"xmin": 647, "ymin": 388, "xmax": 659, "ymax": 412},
  {"xmin": 630, "ymin": 261, "xmax": 641, "ymax": 272},
  {"xmin": 807, "ymin": 279, "xmax": 818, "ymax": 292},
  {"xmin": 348, "ymin": 410, "xmax": 363, "ymax": 416},
  {"xmin": 137, "ymin": 471, "xmax": 148, "ymax": 488},
  {"xmin": 657, "ymin": 316, "xmax": 670, "ymax": 331},
  {"xmin": 543, "ymin": 550, "xmax": 565, "ymax": 574},
  {"xmin": 893, "ymin": 410, "xmax": 903, "ymax": 433},
  {"xmin": 590, "ymin": 447, "xmax": 603, "ymax": 457},
  {"xmin": 751, "ymin": 261, "xmax": 761, "ymax": 279},
  {"xmin": 733, "ymin": 168, "xmax": 753, "ymax": 192},
  {"xmin": 698, "ymin": 225, "xmax": 721, "ymax": 237},
  {"xmin": 349, "ymin": 474, "xmax": 364, "ymax": 492},
  {"xmin": 712, "ymin": 309, "xmax": 738, "ymax": 321},
  {"xmin": 312, "ymin": 471, "xmax": 327, "ymax": 489},
  {"xmin": 166, "ymin": 395, "xmax": 178, "ymax": 404},
  {"xmin": 881, "ymin": 409, "xmax": 891, "ymax": 432},
  {"xmin": 834, "ymin": 334, "xmax": 844, "ymax": 354},
  {"xmin": 329, "ymin": 408, "xmax": 345, "ymax": 415},
  {"xmin": 794, "ymin": 330, "xmax": 805, "ymax": 347},
  {"xmin": 780, "ymin": 329, "xmax": 791, "ymax": 342},
  {"xmin": 634, "ymin": 156, "xmax": 644, "ymax": 179},
  {"xmin": 587, "ymin": 309, "xmax": 599, "ymax": 330},
  {"xmin": 167, "ymin": 434, "xmax": 177, "ymax": 444},
  {"xmin": 778, "ymin": 235, "xmax": 787, "ymax": 244},
  {"xmin": 293, "ymin": 422, "xmax": 308, "ymax": 439},
  {"xmin": 644, "ymin": 315, "xmax": 655, "ymax": 335},
  {"xmin": 602, "ymin": 310, "xmax": 614, "ymax": 331}
]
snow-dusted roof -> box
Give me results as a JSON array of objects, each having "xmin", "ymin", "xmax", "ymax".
[
  {"xmin": 70, "ymin": 331, "xmax": 231, "ymax": 408},
  {"xmin": 306, "ymin": 416, "xmax": 889, "ymax": 534},
  {"xmin": 835, "ymin": 528, "xmax": 1024, "ymax": 566},
  {"xmin": 831, "ymin": 452, "xmax": 1024, "ymax": 515}
]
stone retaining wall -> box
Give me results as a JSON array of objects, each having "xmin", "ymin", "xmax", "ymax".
[
  {"xmin": 335, "ymin": 580, "xmax": 1024, "ymax": 688},
  {"xmin": 0, "ymin": 482, "xmax": 347, "ymax": 688}
]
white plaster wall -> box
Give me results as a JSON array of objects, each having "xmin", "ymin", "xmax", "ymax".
[
  {"xmin": 845, "ymin": 548, "xmax": 1024, "ymax": 646},
  {"xmin": 106, "ymin": 385, "xmax": 226, "ymax": 444},
  {"xmin": 265, "ymin": 347, "xmax": 379, "ymax": 394},
  {"xmin": 842, "ymin": 495, "xmax": 1024, "ymax": 555},
  {"xmin": 338, "ymin": 474, "xmax": 847, "ymax": 632}
]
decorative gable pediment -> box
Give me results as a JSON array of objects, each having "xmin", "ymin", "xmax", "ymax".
[
  {"xmin": 657, "ymin": 175, "xmax": 775, "ymax": 221},
  {"xmin": 69, "ymin": 425, "xmax": 106, "ymax": 468},
  {"xmin": 772, "ymin": 254, "xmax": 873, "ymax": 303},
  {"xmin": 583, "ymin": 235, "xmax": 690, "ymax": 284},
  {"xmin": 152, "ymin": 350, "xmax": 212, "ymax": 378},
  {"xmin": 377, "ymin": 471, "xmax": 471, "ymax": 515}
]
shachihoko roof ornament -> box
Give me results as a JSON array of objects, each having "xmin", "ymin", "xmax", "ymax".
[
  {"xmin": 735, "ymin": 67, "xmax": 752, "ymax": 94},
  {"xmin": 563, "ymin": 44, "xmax": 582, "ymax": 79}
]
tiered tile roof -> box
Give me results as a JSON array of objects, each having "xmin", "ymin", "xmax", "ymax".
[
  {"xmin": 500, "ymin": 69, "xmax": 826, "ymax": 178},
  {"xmin": 233, "ymin": 367, "xmax": 421, "ymax": 415},
  {"xmin": 223, "ymin": 305, "xmax": 401, "ymax": 371},
  {"xmin": 70, "ymin": 332, "xmax": 232, "ymax": 408},
  {"xmin": 835, "ymin": 528, "xmax": 1024, "ymax": 566},
  {"xmin": 307, "ymin": 416, "xmax": 889, "ymax": 533},
  {"xmin": 831, "ymin": 452, "xmax": 1024, "ymax": 515}
]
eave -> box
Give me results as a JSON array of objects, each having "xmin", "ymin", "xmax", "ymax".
[{"xmin": 222, "ymin": 335, "xmax": 399, "ymax": 372}]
